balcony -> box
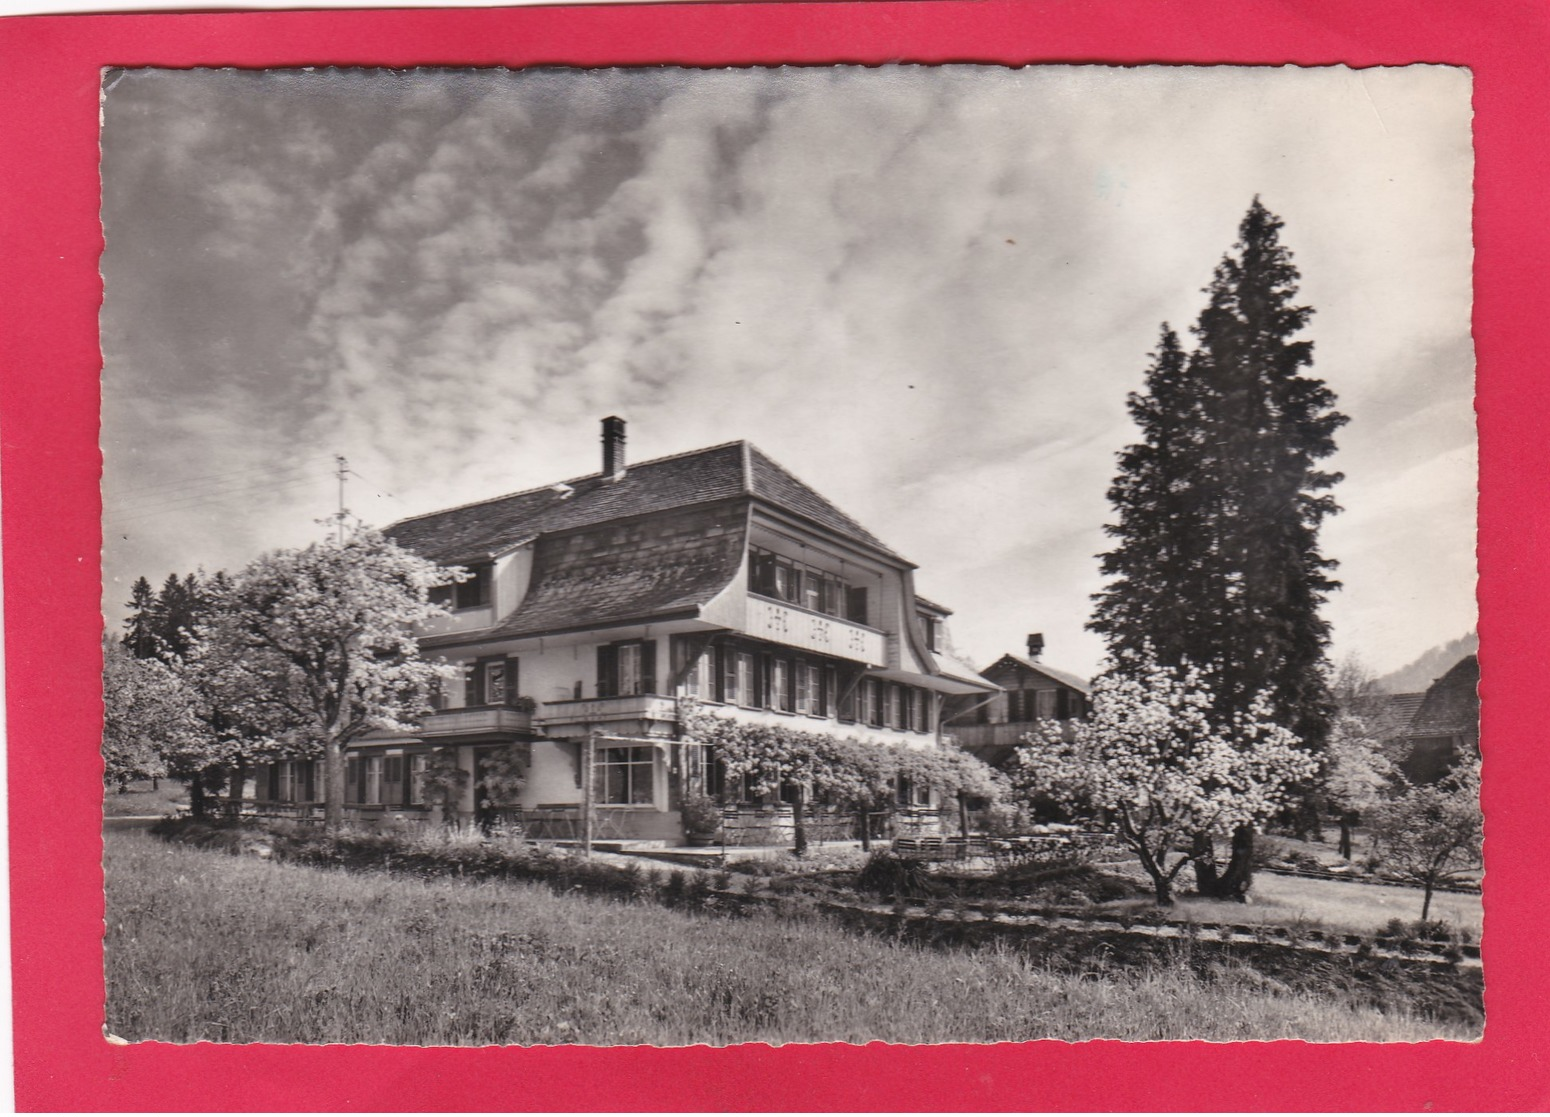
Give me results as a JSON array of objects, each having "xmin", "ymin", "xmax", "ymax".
[
  {"xmin": 743, "ymin": 594, "xmax": 886, "ymax": 665},
  {"xmin": 420, "ymin": 705, "xmax": 535, "ymax": 739},
  {"xmin": 534, "ymin": 694, "xmax": 680, "ymax": 738}
]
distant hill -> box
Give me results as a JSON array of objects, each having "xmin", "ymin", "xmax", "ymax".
[{"xmin": 1374, "ymin": 632, "xmax": 1478, "ymax": 694}]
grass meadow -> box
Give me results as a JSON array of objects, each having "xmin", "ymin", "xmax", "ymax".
[{"xmin": 105, "ymin": 829, "xmax": 1475, "ymax": 1046}]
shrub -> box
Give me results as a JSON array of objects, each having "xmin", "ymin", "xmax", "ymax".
[
  {"xmin": 855, "ymin": 852, "xmax": 933, "ymax": 901},
  {"xmin": 679, "ymin": 794, "xmax": 723, "ymax": 837}
]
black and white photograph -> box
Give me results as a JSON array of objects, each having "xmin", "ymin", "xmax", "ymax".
[{"xmin": 99, "ymin": 63, "xmax": 1479, "ymax": 1046}]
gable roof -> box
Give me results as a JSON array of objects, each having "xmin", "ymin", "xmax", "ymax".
[
  {"xmin": 387, "ymin": 440, "xmax": 905, "ymax": 566},
  {"xmin": 985, "ymin": 654, "xmax": 1091, "ymax": 695},
  {"xmin": 1346, "ymin": 691, "xmax": 1426, "ymax": 740},
  {"xmin": 1407, "ymin": 655, "xmax": 1480, "ymax": 739}
]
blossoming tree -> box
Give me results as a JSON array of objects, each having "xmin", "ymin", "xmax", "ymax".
[
  {"xmin": 680, "ymin": 703, "xmax": 1005, "ymax": 854},
  {"xmin": 1367, "ymin": 764, "xmax": 1483, "ymax": 920},
  {"xmin": 196, "ymin": 529, "xmax": 459, "ymax": 831},
  {"xmin": 1016, "ymin": 653, "xmax": 1316, "ymax": 904}
]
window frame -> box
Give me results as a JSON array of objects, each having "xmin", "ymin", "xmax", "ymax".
[
  {"xmin": 594, "ymin": 744, "xmax": 657, "ymax": 806},
  {"xmin": 452, "ymin": 563, "xmax": 493, "ymax": 611}
]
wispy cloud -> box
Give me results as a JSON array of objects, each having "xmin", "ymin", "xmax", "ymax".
[{"xmin": 100, "ymin": 64, "xmax": 1474, "ymax": 676}]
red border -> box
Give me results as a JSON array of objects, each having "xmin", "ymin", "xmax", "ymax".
[{"xmin": 3, "ymin": 2, "xmax": 1545, "ymax": 1110}]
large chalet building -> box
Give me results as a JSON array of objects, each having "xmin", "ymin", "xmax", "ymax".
[{"xmin": 253, "ymin": 418, "xmax": 997, "ymax": 843}]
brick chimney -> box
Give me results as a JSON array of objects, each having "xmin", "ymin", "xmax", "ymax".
[
  {"xmin": 601, "ymin": 416, "xmax": 627, "ymax": 480},
  {"xmin": 1026, "ymin": 632, "xmax": 1045, "ymax": 661}
]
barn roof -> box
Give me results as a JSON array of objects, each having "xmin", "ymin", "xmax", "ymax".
[
  {"xmin": 1346, "ymin": 691, "xmax": 1427, "ymax": 740},
  {"xmin": 1407, "ymin": 655, "xmax": 1481, "ymax": 738}
]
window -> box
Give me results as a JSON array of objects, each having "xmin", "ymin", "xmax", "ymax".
[
  {"xmin": 769, "ymin": 657, "xmax": 793, "ymax": 712},
  {"xmin": 685, "ymin": 743, "xmax": 713, "ymax": 796},
  {"xmin": 465, "ymin": 657, "xmax": 519, "ymax": 706},
  {"xmin": 920, "ymin": 615, "xmax": 942, "ymax": 652},
  {"xmin": 597, "ymin": 641, "xmax": 655, "ymax": 698},
  {"xmin": 772, "ymin": 560, "xmax": 794, "ymax": 603},
  {"xmin": 484, "ymin": 660, "xmax": 509, "ymax": 706},
  {"xmin": 409, "ymin": 754, "xmax": 429, "ymax": 806},
  {"xmin": 896, "ymin": 775, "xmax": 932, "ymax": 807},
  {"xmin": 910, "ymin": 689, "xmax": 930, "ymax": 733},
  {"xmin": 618, "ymin": 643, "xmax": 643, "ymax": 697},
  {"xmin": 733, "ymin": 651, "xmax": 757, "ymax": 707},
  {"xmin": 453, "ymin": 564, "xmax": 492, "ymax": 610},
  {"xmin": 795, "ymin": 661, "xmax": 817, "ymax": 715},
  {"xmin": 887, "ymin": 684, "xmax": 904, "ymax": 729},
  {"xmin": 749, "ymin": 547, "xmax": 869, "ymax": 621},
  {"xmin": 382, "ymin": 755, "xmax": 405, "ymax": 807},
  {"xmin": 674, "ymin": 638, "xmax": 717, "ymax": 701},
  {"xmin": 863, "ymin": 679, "xmax": 884, "ymax": 727},
  {"xmin": 595, "ymin": 745, "xmax": 655, "ymax": 805},
  {"xmin": 837, "ymin": 669, "xmax": 857, "ymax": 722},
  {"xmin": 364, "ymin": 755, "xmax": 384, "ymax": 805},
  {"xmin": 275, "ymin": 760, "xmax": 313, "ymax": 803}
]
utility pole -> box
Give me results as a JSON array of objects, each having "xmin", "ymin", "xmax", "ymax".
[
  {"xmin": 333, "ymin": 454, "xmax": 350, "ymax": 544},
  {"xmin": 582, "ymin": 729, "xmax": 597, "ymax": 858}
]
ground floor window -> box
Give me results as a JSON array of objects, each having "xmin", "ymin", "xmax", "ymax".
[
  {"xmin": 272, "ymin": 760, "xmax": 318, "ymax": 802},
  {"xmin": 408, "ymin": 753, "xmax": 429, "ymax": 805},
  {"xmin": 896, "ymin": 775, "xmax": 931, "ymax": 807},
  {"xmin": 594, "ymin": 745, "xmax": 656, "ymax": 805},
  {"xmin": 684, "ymin": 742, "xmax": 714, "ymax": 796},
  {"xmin": 910, "ymin": 688, "xmax": 930, "ymax": 733},
  {"xmin": 343, "ymin": 752, "xmax": 422, "ymax": 807}
]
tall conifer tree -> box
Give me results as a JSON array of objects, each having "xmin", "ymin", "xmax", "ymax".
[{"xmin": 1090, "ymin": 199, "xmax": 1348, "ymax": 897}]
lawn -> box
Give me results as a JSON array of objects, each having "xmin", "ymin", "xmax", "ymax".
[
  {"xmin": 102, "ymin": 778, "xmax": 187, "ymax": 818},
  {"xmin": 1167, "ymin": 870, "xmax": 1483, "ymax": 936},
  {"xmin": 105, "ymin": 829, "xmax": 1475, "ymax": 1045}
]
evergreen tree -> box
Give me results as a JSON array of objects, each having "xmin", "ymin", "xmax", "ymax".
[
  {"xmin": 122, "ymin": 576, "xmax": 159, "ymax": 659},
  {"xmin": 1089, "ymin": 199, "xmax": 1348, "ymax": 898}
]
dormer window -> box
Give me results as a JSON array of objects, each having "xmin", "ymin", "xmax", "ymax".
[
  {"xmin": 455, "ymin": 564, "xmax": 492, "ymax": 610},
  {"xmin": 920, "ymin": 614, "xmax": 943, "ymax": 653},
  {"xmin": 430, "ymin": 563, "xmax": 492, "ymax": 610}
]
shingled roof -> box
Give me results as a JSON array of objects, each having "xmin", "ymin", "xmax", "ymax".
[
  {"xmin": 474, "ymin": 504, "xmax": 747, "ymax": 642},
  {"xmin": 1346, "ymin": 691, "xmax": 1426, "ymax": 741},
  {"xmin": 988, "ymin": 654, "xmax": 1092, "ymax": 696},
  {"xmin": 387, "ymin": 440, "xmax": 905, "ymax": 566},
  {"xmin": 1408, "ymin": 655, "xmax": 1480, "ymax": 739}
]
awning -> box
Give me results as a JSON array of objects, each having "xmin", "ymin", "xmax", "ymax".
[{"xmin": 865, "ymin": 665, "xmax": 1000, "ymax": 696}]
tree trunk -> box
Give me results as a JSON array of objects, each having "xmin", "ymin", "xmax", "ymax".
[
  {"xmin": 1338, "ymin": 813, "xmax": 1355, "ymax": 861},
  {"xmin": 151, "ymin": 776, "xmax": 159, "ymax": 791},
  {"xmin": 1422, "ymin": 878, "xmax": 1435, "ymax": 922},
  {"xmin": 189, "ymin": 772, "xmax": 207, "ymax": 819},
  {"xmin": 228, "ymin": 757, "xmax": 247, "ymax": 815},
  {"xmin": 1153, "ymin": 876, "xmax": 1174, "ymax": 905},
  {"xmin": 792, "ymin": 793, "xmax": 808, "ymax": 857},
  {"xmin": 325, "ymin": 740, "xmax": 346, "ymax": 833},
  {"xmin": 957, "ymin": 791, "xmax": 970, "ymax": 838},
  {"xmin": 1191, "ymin": 832, "xmax": 1220, "ymax": 895},
  {"xmin": 1214, "ymin": 825, "xmax": 1256, "ymax": 901},
  {"xmin": 858, "ymin": 808, "xmax": 871, "ymax": 852}
]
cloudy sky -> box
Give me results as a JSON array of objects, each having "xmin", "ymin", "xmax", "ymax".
[{"xmin": 99, "ymin": 64, "xmax": 1474, "ymax": 680}]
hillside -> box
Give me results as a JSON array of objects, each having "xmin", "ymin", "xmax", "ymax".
[{"xmin": 1375, "ymin": 632, "xmax": 1478, "ymax": 694}]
